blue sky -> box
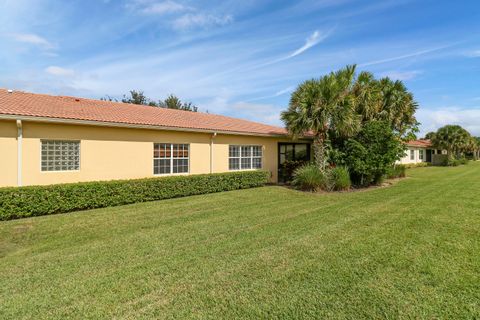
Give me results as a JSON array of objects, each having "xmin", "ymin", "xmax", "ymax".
[{"xmin": 1, "ymin": 0, "xmax": 480, "ymax": 136}]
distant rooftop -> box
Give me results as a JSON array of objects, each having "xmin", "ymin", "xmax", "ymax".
[{"xmin": 406, "ymin": 139, "xmax": 432, "ymax": 148}]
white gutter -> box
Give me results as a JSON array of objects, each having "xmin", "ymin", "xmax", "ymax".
[
  {"xmin": 210, "ymin": 132, "xmax": 217, "ymax": 173},
  {"xmin": 16, "ymin": 119, "xmax": 22, "ymax": 187},
  {"xmin": 0, "ymin": 114, "xmax": 312, "ymax": 139}
]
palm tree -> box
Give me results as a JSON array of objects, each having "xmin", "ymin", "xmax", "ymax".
[
  {"xmin": 466, "ymin": 136, "xmax": 480, "ymax": 160},
  {"xmin": 351, "ymin": 75, "xmax": 419, "ymax": 140},
  {"xmin": 281, "ymin": 65, "xmax": 359, "ymax": 171},
  {"xmin": 352, "ymin": 71, "xmax": 381, "ymax": 122},
  {"xmin": 431, "ymin": 125, "xmax": 471, "ymax": 160},
  {"xmin": 376, "ymin": 78, "xmax": 418, "ymax": 139},
  {"xmin": 476, "ymin": 137, "xmax": 480, "ymax": 160}
]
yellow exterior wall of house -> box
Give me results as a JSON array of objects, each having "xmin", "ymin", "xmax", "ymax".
[
  {"xmin": 0, "ymin": 120, "xmax": 18, "ymax": 187},
  {"xmin": 0, "ymin": 120, "xmax": 301, "ymax": 187}
]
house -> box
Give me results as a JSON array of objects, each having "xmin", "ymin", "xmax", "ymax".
[
  {"xmin": 0, "ymin": 89, "xmax": 311, "ymax": 187},
  {"xmin": 398, "ymin": 139, "xmax": 442, "ymax": 164}
]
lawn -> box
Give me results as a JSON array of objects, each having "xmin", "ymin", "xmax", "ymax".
[{"xmin": 1, "ymin": 164, "xmax": 479, "ymax": 319}]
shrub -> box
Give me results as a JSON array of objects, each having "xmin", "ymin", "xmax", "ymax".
[
  {"xmin": 373, "ymin": 174, "xmax": 385, "ymax": 186},
  {"xmin": 330, "ymin": 166, "xmax": 351, "ymax": 191},
  {"xmin": 386, "ymin": 165, "xmax": 406, "ymax": 179},
  {"xmin": 292, "ymin": 164, "xmax": 325, "ymax": 191},
  {"xmin": 342, "ymin": 121, "xmax": 405, "ymax": 187},
  {"xmin": 449, "ymin": 159, "xmax": 460, "ymax": 166},
  {"xmin": 0, "ymin": 171, "xmax": 269, "ymax": 220},
  {"xmin": 443, "ymin": 157, "xmax": 468, "ymax": 167}
]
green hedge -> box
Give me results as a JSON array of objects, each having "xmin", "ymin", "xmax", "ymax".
[{"xmin": 0, "ymin": 171, "xmax": 269, "ymax": 220}]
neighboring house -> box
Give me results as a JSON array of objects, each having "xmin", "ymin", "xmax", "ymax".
[
  {"xmin": 0, "ymin": 89, "xmax": 311, "ymax": 187},
  {"xmin": 398, "ymin": 139, "xmax": 443, "ymax": 164}
]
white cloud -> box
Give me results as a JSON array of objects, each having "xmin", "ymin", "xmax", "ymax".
[
  {"xmin": 10, "ymin": 33, "xmax": 53, "ymax": 49},
  {"xmin": 464, "ymin": 50, "xmax": 480, "ymax": 58},
  {"xmin": 125, "ymin": 1, "xmax": 232, "ymax": 30},
  {"xmin": 359, "ymin": 45, "xmax": 450, "ymax": 67},
  {"xmin": 131, "ymin": 0, "xmax": 189, "ymax": 15},
  {"xmin": 247, "ymin": 86, "xmax": 295, "ymax": 102},
  {"xmin": 230, "ymin": 101, "xmax": 283, "ymax": 126},
  {"xmin": 288, "ymin": 30, "xmax": 329, "ymax": 58},
  {"xmin": 275, "ymin": 86, "xmax": 295, "ymax": 96},
  {"xmin": 45, "ymin": 66, "xmax": 75, "ymax": 77},
  {"xmin": 379, "ymin": 70, "xmax": 422, "ymax": 81},
  {"xmin": 250, "ymin": 29, "xmax": 332, "ymax": 70},
  {"xmin": 173, "ymin": 13, "xmax": 233, "ymax": 30},
  {"xmin": 417, "ymin": 107, "xmax": 480, "ymax": 136}
]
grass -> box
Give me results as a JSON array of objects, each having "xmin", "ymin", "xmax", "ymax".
[{"xmin": 1, "ymin": 163, "xmax": 479, "ymax": 319}]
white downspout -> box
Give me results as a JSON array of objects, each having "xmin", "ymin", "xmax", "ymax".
[
  {"xmin": 210, "ymin": 132, "xmax": 217, "ymax": 173},
  {"xmin": 16, "ymin": 119, "xmax": 23, "ymax": 187}
]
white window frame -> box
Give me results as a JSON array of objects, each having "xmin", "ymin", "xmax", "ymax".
[
  {"xmin": 229, "ymin": 145, "xmax": 263, "ymax": 171},
  {"xmin": 410, "ymin": 149, "xmax": 415, "ymax": 160},
  {"xmin": 40, "ymin": 140, "xmax": 81, "ymax": 172},
  {"xmin": 153, "ymin": 143, "xmax": 190, "ymax": 175},
  {"xmin": 419, "ymin": 149, "xmax": 424, "ymax": 160}
]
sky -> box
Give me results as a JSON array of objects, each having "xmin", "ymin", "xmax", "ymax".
[{"xmin": 1, "ymin": 0, "xmax": 479, "ymax": 136}]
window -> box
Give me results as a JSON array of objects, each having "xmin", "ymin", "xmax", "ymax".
[
  {"xmin": 419, "ymin": 149, "xmax": 424, "ymax": 160},
  {"xmin": 410, "ymin": 150, "xmax": 415, "ymax": 160},
  {"xmin": 229, "ymin": 145, "xmax": 262, "ymax": 170},
  {"xmin": 41, "ymin": 140, "xmax": 80, "ymax": 171},
  {"xmin": 154, "ymin": 143, "xmax": 189, "ymax": 175}
]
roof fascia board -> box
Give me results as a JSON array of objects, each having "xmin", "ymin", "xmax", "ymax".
[{"xmin": 0, "ymin": 114, "xmax": 312, "ymax": 139}]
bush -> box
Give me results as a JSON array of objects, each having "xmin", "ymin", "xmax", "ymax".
[
  {"xmin": 330, "ymin": 166, "xmax": 351, "ymax": 191},
  {"xmin": 386, "ymin": 165, "xmax": 406, "ymax": 179},
  {"xmin": 441, "ymin": 157, "xmax": 468, "ymax": 167},
  {"xmin": 292, "ymin": 164, "xmax": 326, "ymax": 191},
  {"xmin": 342, "ymin": 121, "xmax": 405, "ymax": 187},
  {"xmin": 0, "ymin": 171, "xmax": 269, "ymax": 220}
]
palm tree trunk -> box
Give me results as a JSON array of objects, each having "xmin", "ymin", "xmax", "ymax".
[{"xmin": 313, "ymin": 133, "xmax": 328, "ymax": 172}]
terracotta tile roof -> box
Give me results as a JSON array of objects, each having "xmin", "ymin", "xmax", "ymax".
[
  {"xmin": 0, "ymin": 89, "xmax": 290, "ymax": 137},
  {"xmin": 406, "ymin": 139, "xmax": 432, "ymax": 148}
]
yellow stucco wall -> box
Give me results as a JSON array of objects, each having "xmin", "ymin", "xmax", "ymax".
[
  {"xmin": 0, "ymin": 120, "xmax": 18, "ymax": 187},
  {"xmin": 0, "ymin": 120, "xmax": 304, "ymax": 187}
]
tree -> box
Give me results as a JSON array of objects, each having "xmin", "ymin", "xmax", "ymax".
[
  {"xmin": 424, "ymin": 131, "xmax": 436, "ymax": 140},
  {"xmin": 115, "ymin": 91, "xmax": 198, "ymax": 111},
  {"xmin": 465, "ymin": 136, "xmax": 480, "ymax": 160},
  {"xmin": 376, "ymin": 78, "xmax": 418, "ymax": 139},
  {"xmin": 100, "ymin": 95, "xmax": 118, "ymax": 102},
  {"xmin": 158, "ymin": 94, "xmax": 198, "ymax": 112},
  {"xmin": 121, "ymin": 90, "xmax": 157, "ymax": 106},
  {"xmin": 352, "ymin": 71, "xmax": 381, "ymax": 123},
  {"xmin": 431, "ymin": 125, "xmax": 472, "ymax": 160},
  {"xmin": 476, "ymin": 137, "xmax": 480, "ymax": 160},
  {"xmin": 282, "ymin": 65, "xmax": 420, "ymax": 173},
  {"xmin": 281, "ymin": 65, "xmax": 360, "ymax": 171},
  {"xmin": 342, "ymin": 121, "xmax": 405, "ymax": 186},
  {"xmin": 352, "ymin": 74, "xmax": 419, "ymax": 140}
]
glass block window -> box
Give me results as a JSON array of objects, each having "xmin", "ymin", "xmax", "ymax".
[
  {"xmin": 154, "ymin": 143, "xmax": 189, "ymax": 175},
  {"xmin": 41, "ymin": 140, "xmax": 80, "ymax": 171},
  {"xmin": 229, "ymin": 145, "xmax": 262, "ymax": 170}
]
